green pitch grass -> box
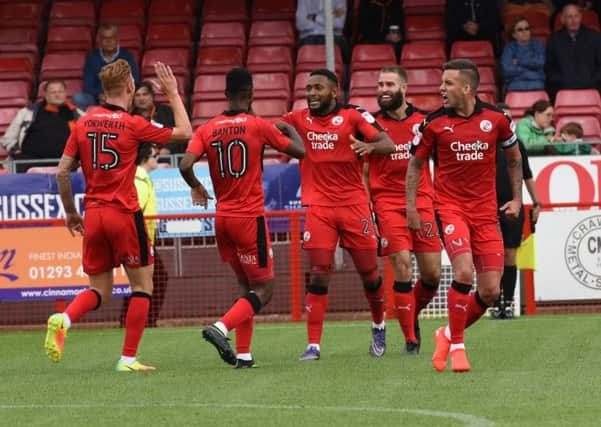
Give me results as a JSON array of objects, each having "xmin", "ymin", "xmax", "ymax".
[{"xmin": 2, "ymin": 315, "xmax": 600, "ymax": 427}]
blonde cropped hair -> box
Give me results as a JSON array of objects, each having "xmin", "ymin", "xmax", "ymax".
[{"xmin": 99, "ymin": 59, "xmax": 131, "ymax": 97}]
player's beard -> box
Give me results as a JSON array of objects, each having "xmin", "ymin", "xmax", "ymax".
[
  {"xmin": 308, "ymin": 95, "xmax": 335, "ymax": 116},
  {"xmin": 377, "ymin": 90, "xmax": 403, "ymax": 111}
]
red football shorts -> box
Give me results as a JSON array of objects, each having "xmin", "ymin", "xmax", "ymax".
[
  {"xmin": 216, "ymin": 215, "xmax": 274, "ymax": 283},
  {"xmin": 374, "ymin": 206, "xmax": 442, "ymax": 256},
  {"xmin": 83, "ymin": 206, "xmax": 153, "ymax": 275},
  {"xmin": 302, "ymin": 204, "xmax": 378, "ymax": 250},
  {"xmin": 436, "ymin": 209, "xmax": 504, "ymax": 272}
]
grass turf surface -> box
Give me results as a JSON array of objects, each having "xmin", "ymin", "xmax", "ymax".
[{"xmin": 1, "ymin": 315, "xmax": 600, "ymax": 426}]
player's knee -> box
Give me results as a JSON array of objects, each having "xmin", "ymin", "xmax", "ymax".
[
  {"xmin": 421, "ymin": 267, "xmax": 441, "ymax": 286},
  {"xmin": 307, "ymin": 274, "xmax": 329, "ymax": 294},
  {"xmin": 242, "ymin": 291, "xmax": 263, "ymax": 314},
  {"xmin": 250, "ymin": 280, "xmax": 274, "ymax": 306},
  {"xmin": 453, "ymin": 266, "xmax": 473, "ymax": 284},
  {"xmin": 362, "ymin": 274, "xmax": 382, "ymax": 291},
  {"xmin": 478, "ymin": 287, "xmax": 499, "ymax": 306}
]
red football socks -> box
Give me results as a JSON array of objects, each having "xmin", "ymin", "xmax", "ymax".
[
  {"xmin": 64, "ymin": 289, "xmax": 101, "ymax": 323},
  {"xmin": 447, "ymin": 282, "xmax": 471, "ymax": 344},
  {"xmin": 394, "ymin": 290, "xmax": 416, "ymax": 342},
  {"xmin": 413, "ymin": 279, "xmax": 438, "ymax": 316},
  {"xmin": 364, "ymin": 281, "xmax": 385, "ymax": 324},
  {"xmin": 465, "ymin": 291, "xmax": 488, "ymax": 329},
  {"xmin": 122, "ymin": 292, "xmax": 150, "ymax": 357},
  {"xmin": 306, "ymin": 292, "xmax": 329, "ymax": 344},
  {"xmin": 235, "ymin": 317, "xmax": 254, "ymax": 354},
  {"xmin": 220, "ymin": 298, "xmax": 255, "ymax": 331}
]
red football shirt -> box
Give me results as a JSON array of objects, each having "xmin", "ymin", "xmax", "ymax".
[
  {"xmin": 282, "ymin": 104, "xmax": 383, "ymax": 207},
  {"xmin": 412, "ymin": 98, "xmax": 517, "ymax": 220},
  {"xmin": 187, "ymin": 111, "xmax": 291, "ymax": 216},
  {"xmin": 368, "ymin": 105, "xmax": 434, "ymax": 209},
  {"xmin": 63, "ymin": 104, "xmax": 172, "ymax": 212}
]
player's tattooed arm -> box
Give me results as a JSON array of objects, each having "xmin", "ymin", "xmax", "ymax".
[
  {"xmin": 351, "ymin": 132, "xmax": 394, "ymax": 156},
  {"xmin": 56, "ymin": 155, "xmax": 84, "ymax": 236},
  {"xmin": 405, "ymin": 156, "xmax": 424, "ymax": 232},
  {"xmin": 178, "ymin": 152, "xmax": 213, "ymax": 208},
  {"xmin": 500, "ymin": 143, "xmax": 523, "ymax": 220}
]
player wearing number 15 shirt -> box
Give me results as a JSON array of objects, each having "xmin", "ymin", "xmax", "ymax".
[
  {"xmin": 280, "ymin": 68, "xmax": 394, "ymax": 361},
  {"xmin": 49, "ymin": 60, "xmax": 192, "ymax": 372},
  {"xmin": 180, "ymin": 68, "xmax": 305, "ymax": 368}
]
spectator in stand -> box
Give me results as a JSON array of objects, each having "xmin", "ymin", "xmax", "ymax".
[
  {"xmin": 445, "ymin": 0, "xmax": 501, "ymax": 53},
  {"xmin": 546, "ymin": 3, "xmax": 601, "ymax": 100},
  {"xmin": 551, "ymin": 121, "xmax": 597, "ymax": 154},
  {"xmin": 296, "ymin": 0, "xmax": 350, "ymax": 63},
  {"xmin": 0, "ymin": 80, "xmax": 84, "ymax": 172},
  {"xmin": 72, "ymin": 23, "xmax": 140, "ymax": 110},
  {"xmin": 516, "ymin": 100, "xmax": 555, "ymax": 155},
  {"xmin": 501, "ymin": 16, "xmax": 546, "ymax": 91},
  {"xmin": 358, "ymin": 0, "xmax": 403, "ymax": 60},
  {"xmin": 131, "ymin": 82, "xmax": 179, "ymax": 154}
]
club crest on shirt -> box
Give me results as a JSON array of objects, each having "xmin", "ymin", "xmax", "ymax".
[
  {"xmin": 303, "ymin": 231, "xmax": 311, "ymax": 241},
  {"xmin": 332, "ymin": 115, "xmax": 344, "ymax": 125},
  {"xmin": 480, "ymin": 119, "xmax": 493, "ymax": 132},
  {"xmin": 445, "ymin": 224, "xmax": 455, "ymax": 235}
]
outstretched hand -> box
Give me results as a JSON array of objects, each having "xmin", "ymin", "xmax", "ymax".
[
  {"xmin": 350, "ymin": 134, "xmax": 374, "ymax": 156},
  {"xmin": 500, "ymin": 199, "xmax": 522, "ymax": 221},
  {"xmin": 152, "ymin": 62, "xmax": 178, "ymax": 96}
]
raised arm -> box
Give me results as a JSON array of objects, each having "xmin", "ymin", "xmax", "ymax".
[
  {"xmin": 153, "ymin": 62, "xmax": 192, "ymax": 143},
  {"xmin": 274, "ymin": 121, "xmax": 305, "ymax": 159}
]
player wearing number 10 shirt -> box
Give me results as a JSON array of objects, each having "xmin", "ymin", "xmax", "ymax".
[
  {"xmin": 47, "ymin": 60, "xmax": 193, "ymax": 371},
  {"xmin": 180, "ymin": 68, "xmax": 305, "ymax": 368},
  {"xmin": 280, "ymin": 69, "xmax": 394, "ymax": 361}
]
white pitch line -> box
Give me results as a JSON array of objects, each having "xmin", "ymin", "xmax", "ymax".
[{"xmin": 0, "ymin": 402, "xmax": 494, "ymax": 426}]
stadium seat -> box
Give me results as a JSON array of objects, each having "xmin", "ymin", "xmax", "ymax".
[
  {"xmin": 199, "ymin": 22, "xmax": 247, "ymax": 53},
  {"xmin": 292, "ymin": 98, "xmax": 307, "ymax": 111},
  {"xmin": 36, "ymin": 79, "xmax": 82, "ymax": 101},
  {"xmin": 555, "ymin": 116, "xmax": 601, "ymax": 141},
  {"xmin": 251, "ymin": 99, "xmax": 289, "ymax": 120},
  {"xmin": 0, "ymin": 107, "xmax": 21, "ymax": 134},
  {"xmin": 0, "ymin": 57, "xmax": 34, "ymax": 83},
  {"xmin": 192, "ymin": 74, "xmax": 226, "ymax": 102},
  {"xmin": 0, "ymin": 28, "xmax": 39, "ymax": 57},
  {"xmin": 27, "ymin": 166, "xmax": 61, "ymax": 174},
  {"xmin": 405, "ymin": 68, "xmax": 442, "ymax": 95},
  {"xmin": 142, "ymin": 48, "xmax": 191, "ymax": 76},
  {"xmin": 403, "ymin": 0, "xmax": 446, "ymax": 15},
  {"xmin": 195, "ymin": 47, "xmax": 244, "ymax": 75},
  {"xmin": 99, "ymin": 0, "xmax": 146, "ymax": 29},
  {"xmin": 406, "ymin": 94, "xmax": 442, "ymax": 112},
  {"xmin": 247, "ymin": 46, "xmax": 294, "ymax": 80},
  {"xmin": 351, "ymin": 44, "xmax": 397, "ymax": 73},
  {"xmin": 400, "ymin": 41, "xmax": 446, "ymax": 69},
  {"xmin": 142, "ymin": 75, "xmax": 188, "ymax": 104},
  {"xmin": 49, "ymin": 1, "xmax": 96, "ymax": 28},
  {"xmin": 554, "ymin": 89, "xmax": 601, "ymax": 123},
  {"xmin": 202, "ymin": 0, "xmax": 248, "ymax": 23},
  {"xmin": 349, "ymin": 70, "xmax": 379, "ymax": 97},
  {"xmin": 249, "ymin": 21, "xmax": 295, "ymax": 47},
  {"xmin": 478, "ymin": 92, "xmax": 496, "ymax": 105},
  {"xmin": 296, "ymin": 45, "xmax": 344, "ymax": 84},
  {"xmin": 0, "ymin": 81, "xmax": 32, "ymax": 107},
  {"xmin": 0, "ymin": 166, "xmax": 9, "ymax": 174},
  {"xmin": 252, "ymin": 73, "xmax": 291, "ymax": 102},
  {"xmin": 293, "ymin": 72, "xmax": 311, "ymax": 100},
  {"xmin": 347, "ymin": 96, "xmax": 380, "ymax": 113},
  {"xmin": 46, "ymin": 26, "xmax": 93, "ymax": 53},
  {"xmin": 148, "ymin": 0, "xmax": 197, "ymax": 28},
  {"xmin": 404, "ymin": 15, "xmax": 446, "ymax": 42},
  {"xmin": 192, "ymin": 100, "xmax": 229, "ymax": 128},
  {"xmin": 450, "ymin": 41, "xmax": 496, "ymax": 67},
  {"xmin": 504, "ymin": 90, "xmax": 549, "ymax": 121},
  {"xmin": 0, "ymin": 2, "xmax": 44, "ymax": 28},
  {"xmin": 251, "ymin": 0, "xmax": 295, "ymax": 21},
  {"xmin": 553, "ymin": 9, "xmax": 600, "ymax": 31},
  {"xmin": 40, "ymin": 52, "xmax": 86, "ymax": 80},
  {"xmin": 146, "ymin": 24, "xmax": 192, "ymax": 49},
  {"xmin": 478, "ymin": 67, "xmax": 498, "ymax": 101}
]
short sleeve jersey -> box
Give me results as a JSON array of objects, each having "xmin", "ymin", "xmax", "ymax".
[
  {"xmin": 282, "ymin": 104, "xmax": 383, "ymax": 206},
  {"xmin": 63, "ymin": 104, "xmax": 172, "ymax": 212},
  {"xmin": 187, "ymin": 111, "xmax": 291, "ymax": 216},
  {"xmin": 412, "ymin": 99, "xmax": 517, "ymax": 220},
  {"xmin": 368, "ymin": 105, "xmax": 434, "ymax": 209}
]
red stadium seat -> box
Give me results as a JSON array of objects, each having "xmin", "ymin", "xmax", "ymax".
[
  {"xmin": 555, "ymin": 116, "xmax": 601, "ymax": 141},
  {"xmin": 347, "ymin": 96, "xmax": 380, "ymax": 113},
  {"xmin": 199, "ymin": 22, "xmax": 247, "ymax": 52},
  {"xmin": 40, "ymin": 52, "xmax": 86, "ymax": 80},
  {"xmin": 146, "ymin": 24, "xmax": 192, "ymax": 49},
  {"xmin": 296, "ymin": 45, "xmax": 344, "ymax": 84},
  {"xmin": 478, "ymin": 92, "xmax": 496, "ymax": 105},
  {"xmin": 195, "ymin": 47, "xmax": 244, "ymax": 75},
  {"xmin": 349, "ymin": 70, "xmax": 379, "ymax": 97},
  {"xmin": 406, "ymin": 94, "xmax": 442, "ymax": 112},
  {"xmin": 247, "ymin": 46, "xmax": 294, "ymax": 79},
  {"xmin": 292, "ymin": 98, "xmax": 307, "ymax": 111},
  {"xmin": 253, "ymin": 73, "xmax": 291, "ymax": 101},
  {"xmin": 36, "ymin": 79, "xmax": 82, "ymax": 101},
  {"xmin": 553, "ymin": 9, "xmax": 600, "ymax": 31},
  {"xmin": 405, "ymin": 15, "xmax": 446, "ymax": 42},
  {"xmin": 293, "ymin": 72, "xmax": 311, "ymax": 100},
  {"xmin": 192, "ymin": 100, "xmax": 229, "ymax": 128},
  {"xmin": 148, "ymin": 75, "xmax": 188, "ymax": 105},
  {"xmin": 251, "ymin": 0, "xmax": 295, "ymax": 21},
  {"xmin": 0, "ymin": 107, "xmax": 21, "ymax": 134},
  {"xmin": 0, "ymin": 57, "xmax": 34, "ymax": 83},
  {"xmin": 406, "ymin": 68, "xmax": 442, "ymax": 95},
  {"xmin": 148, "ymin": 0, "xmax": 197, "ymax": 27},
  {"xmin": 0, "ymin": 81, "xmax": 31, "ymax": 107},
  {"xmin": 351, "ymin": 44, "xmax": 397, "ymax": 73},
  {"xmin": 192, "ymin": 74, "xmax": 226, "ymax": 102},
  {"xmin": 504, "ymin": 90, "xmax": 549, "ymax": 121},
  {"xmin": 142, "ymin": 48, "xmax": 191, "ymax": 76},
  {"xmin": 202, "ymin": 0, "xmax": 248, "ymax": 23},
  {"xmin": 0, "ymin": 2, "xmax": 44, "ymax": 28},
  {"xmin": 450, "ymin": 41, "xmax": 496, "ymax": 67},
  {"xmin": 478, "ymin": 67, "xmax": 498, "ymax": 101},
  {"xmin": 49, "ymin": 1, "xmax": 96, "ymax": 28},
  {"xmin": 249, "ymin": 21, "xmax": 295, "ymax": 47},
  {"xmin": 400, "ymin": 41, "xmax": 446, "ymax": 69},
  {"xmin": 0, "ymin": 165, "xmax": 9, "ymax": 173},
  {"xmin": 99, "ymin": 0, "xmax": 146, "ymax": 29},
  {"xmin": 403, "ymin": 0, "xmax": 446, "ymax": 15},
  {"xmin": 554, "ymin": 89, "xmax": 601, "ymax": 123},
  {"xmin": 251, "ymin": 99, "xmax": 289, "ymax": 120},
  {"xmin": 0, "ymin": 28, "xmax": 39, "ymax": 56},
  {"xmin": 46, "ymin": 26, "xmax": 93, "ymax": 53}
]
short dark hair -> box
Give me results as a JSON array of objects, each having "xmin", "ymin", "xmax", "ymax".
[
  {"xmin": 560, "ymin": 121, "xmax": 584, "ymax": 138},
  {"xmin": 225, "ymin": 67, "xmax": 253, "ymax": 97},
  {"xmin": 442, "ymin": 59, "xmax": 480, "ymax": 92},
  {"xmin": 44, "ymin": 79, "xmax": 66, "ymax": 92},
  {"xmin": 98, "ymin": 22, "xmax": 119, "ymax": 33},
  {"xmin": 525, "ymin": 99, "xmax": 552, "ymax": 117},
  {"xmin": 135, "ymin": 81, "xmax": 155, "ymax": 96},
  {"xmin": 136, "ymin": 142, "xmax": 154, "ymax": 166},
  {"xmin": 310, "ymin": 68, "xmax": 339, "ymax": 86},
  {"xmin": 380, "ymin": 65, "xmax": 408, "ymax": 83}
]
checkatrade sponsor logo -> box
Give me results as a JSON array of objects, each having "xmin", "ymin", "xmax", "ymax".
[
  {"xmin": 390, "ymin": 142, "xmax": 412, "ymax": 160},
  {"xmin": 307, "ymin": 131, "xmax": 338, "ymax": 150},
  {"xmin": 450, "ymin": 140, "xmax": 489, "ymax": 161}
]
